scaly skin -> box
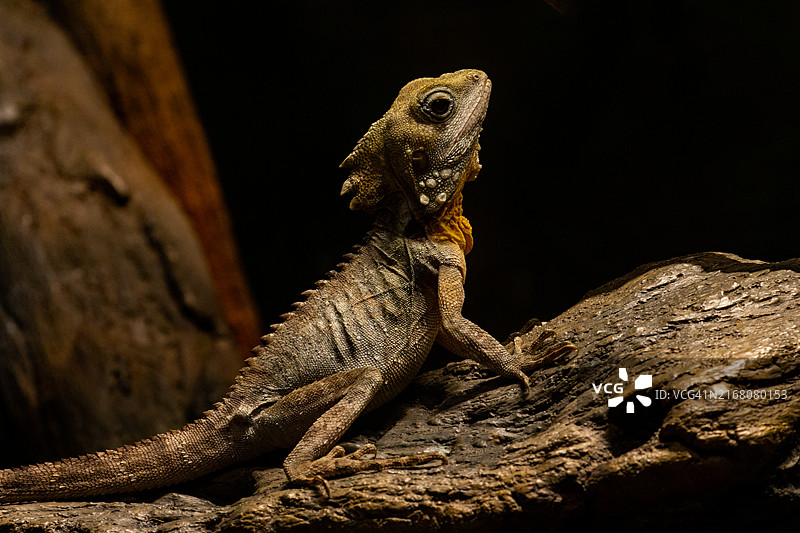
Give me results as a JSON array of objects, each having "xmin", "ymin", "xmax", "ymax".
[{"xmin": 0, "ymin": 69, "xmax": 575, "ymax": 502}]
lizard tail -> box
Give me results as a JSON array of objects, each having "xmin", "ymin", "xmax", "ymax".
[{"xmin": 0, "ymin": 403, "xmax": 259, "ymax": 502}]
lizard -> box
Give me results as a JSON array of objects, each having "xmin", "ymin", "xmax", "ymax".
[{"xmin": 0, "ymin": 69, "xmax": 575, "ymax": 502}]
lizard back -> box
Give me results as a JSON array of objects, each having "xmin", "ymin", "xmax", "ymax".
[{"xmin": 245, "ymin": 216, "xmax": 462, "ymax": 408}]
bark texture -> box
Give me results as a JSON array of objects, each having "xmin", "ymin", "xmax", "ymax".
[
  {"xmin": 0, "ymin": 0, "xmax": 241, "ymax": 465},
  {"xmin": 1, "ymin": 252, "xmax": 798, "ymax": 531}
]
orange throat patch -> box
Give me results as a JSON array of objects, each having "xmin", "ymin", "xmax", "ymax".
[{"xmin": 425, "ymin": 192, "xmax": 474, "ymax": 255}]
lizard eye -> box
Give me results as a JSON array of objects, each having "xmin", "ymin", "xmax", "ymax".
[
  {"xmin": 421, "ymin": 90, "xmax": 454, "ymax": 121},
  {"xmin": 429, "ymin": 96, "xmax": 451, "ymax": 116}
]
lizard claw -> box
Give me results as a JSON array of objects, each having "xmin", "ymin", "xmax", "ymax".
[
  {"xmin": 514, "ymin": 368, "xmax": 531, "ymax": 396},
  {"xmin": 511, "ymin": 324, "xmax": 577, "ymax": 375},
  {"xmin": 312, "ymin": 475, "xmax": 331, "ymax": 499},
  {"xmin": 287, "ymin": 445, "xmax": 447, "ymax": 497},
  {"xmin": 344, "ymin": 443, "xmax": 377, "ymax": 460},
  {"xmin": 519, "ymin": 339, "xmax": 577, "ymax": 374},
  {"xmin": 512, "ymin": 336, "xmax": 525, "ymax": 357},
  {"xmin": 287, "ymin": 472, "xmax": 331, "ymax": 498}
]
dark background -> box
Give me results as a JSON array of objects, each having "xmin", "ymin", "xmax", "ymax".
[{"xmin": 163, "ymin": 1, "xmax": 799, "ymax": 340}]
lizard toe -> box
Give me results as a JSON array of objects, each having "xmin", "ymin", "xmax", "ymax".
[{"xmin": 290, "ymin": 446, "xmax": 447, "ymax": 495}]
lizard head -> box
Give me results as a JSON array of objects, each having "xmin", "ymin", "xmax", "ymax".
[{"xmin": 340, "ymin": 69, "xmax": 491, "ymax": 220}]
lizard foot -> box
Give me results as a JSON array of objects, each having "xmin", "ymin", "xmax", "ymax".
[
  {"xmin": 512, "ymin": 323, "xmax": 577, "ymax": 374},
  {"xmin": 288, "ymin": 444, "xmax": 447, "ymax": 497}
]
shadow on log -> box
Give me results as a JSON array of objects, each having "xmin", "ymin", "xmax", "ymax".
[{"xmin": 1, "ymin": 252, "xmax": 798, "ymax": 531}]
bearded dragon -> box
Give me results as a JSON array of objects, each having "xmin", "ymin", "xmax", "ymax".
[{"xmin": 0, "ymin": 69, "xmax": 574, "ymax": 502}]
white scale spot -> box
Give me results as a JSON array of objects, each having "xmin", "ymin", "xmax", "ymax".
[
  {"xmin": 433, "ymin": 170, "xmax": 440, "ymax": 177},
  {"xmin": 440, "ymin": 168, "xmax": 452, "ymax": 178},
  {"xmin": 419, "ymin": 194, "xmax": 430, "ymax": 206},
  {"xmin": 425, "ymin": 178, "xmax": 437, "ymax": 188},
  {"xmin": 436, "ymin": 192, "xmax": 447, "ymax": 203},
  {"xmin": 418, "ymin": 181, "xmax": 425, "ymax": 188}
]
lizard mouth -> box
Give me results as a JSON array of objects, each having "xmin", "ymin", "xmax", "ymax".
[
  {"xmin": 457, "ymin": 78, "xmax": 492, "ymax": 141},
  {"xmin": 445, "ymin": 77, "xmax": 492, "ymax": 161}
]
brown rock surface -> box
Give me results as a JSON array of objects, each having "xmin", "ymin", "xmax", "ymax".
[
  {"xmin": 0, "ymin": 0, "xmax": 241, "ymax": 465},
  {"xmin": 49, "ymin": 0, "xmax": 262, "ymax": 356}
]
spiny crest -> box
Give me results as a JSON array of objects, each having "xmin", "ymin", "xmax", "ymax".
[
  {"xmin": 253, "ymin": 243, "xmax": 368, "ymax": 352},
  {"xmin": 203, "ymin": 401, "xmax": 225, "ymax": 417},
  {"xmin": 253, "ymin": 282, "xmax": 328, "ymax": 349}
]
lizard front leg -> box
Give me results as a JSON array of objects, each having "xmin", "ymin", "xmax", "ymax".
[
  {"xmin": 261, "ymin": 367, "xmax": 445, "ymax": 495},
  {"xmin": 436, "ymin": 265, "xmax": 574, "ymax": 392}
]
